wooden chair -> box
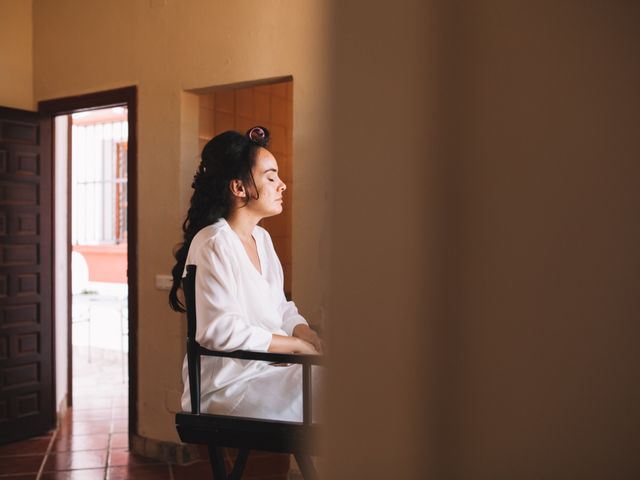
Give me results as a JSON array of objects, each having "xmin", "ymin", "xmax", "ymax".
[{"xmin": 175, "ymin": 265, "xmax": 323, "ymax": 480}]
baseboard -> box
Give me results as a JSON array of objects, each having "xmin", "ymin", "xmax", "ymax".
[
  {"xmin": 56, "ymin": 394, "xmax": 69, "ymax": 426},
  {"xmin": 129, "ymin": 434, "xmax": 202, "ymax": 464},
  {"xmin": 129, "ymin": 433, "xmax": 300, "ymax": 479}
]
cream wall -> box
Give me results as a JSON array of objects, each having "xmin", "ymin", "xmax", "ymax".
[
  {"xmin": 33, "ymin": 0, "xmax": 330, "ymax": 443},
  {"xmin": 0, "ymin": 0, "xmax": 33, "ymax": 110}
]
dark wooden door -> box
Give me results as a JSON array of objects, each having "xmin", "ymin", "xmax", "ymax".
[{"xmin": 0, "ymin": 106, "xmax": 53, "ymax": 444}]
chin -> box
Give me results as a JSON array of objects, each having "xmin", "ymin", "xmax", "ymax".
[{"xmin": 263, "ymin": 207, "xmax": 283, "ymax": 218}]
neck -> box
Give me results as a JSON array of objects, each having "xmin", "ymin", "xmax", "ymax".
[{"xmin": 226, "ymin": 208, "xmax": 260, "ymax": 241}]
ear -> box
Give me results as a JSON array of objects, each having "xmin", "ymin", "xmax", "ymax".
[{"xmin": 229, "ymin": 179, "xmax": 247, "ymax": 198}]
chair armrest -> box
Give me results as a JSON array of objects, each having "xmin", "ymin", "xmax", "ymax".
[
  {"xmin": 195, "ymin": 347, "xmax": 321, "ymax": 424},
  {"xmin": 199, "ymin": 347, "xmax": 323, "ymax": 366}
]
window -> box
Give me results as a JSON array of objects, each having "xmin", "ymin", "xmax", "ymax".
[{"xmin": 71, "ymin": 108, "xmax": 128, "ymax": 245}]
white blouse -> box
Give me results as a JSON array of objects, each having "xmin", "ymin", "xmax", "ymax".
[{"xmin": 180, "ymin": 218, "xmax": 308, "ymax": 419}]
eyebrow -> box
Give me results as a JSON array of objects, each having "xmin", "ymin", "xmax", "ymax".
[{"xmin": 263, "ymin": 168, "xmax": 278, "ymax": 174}]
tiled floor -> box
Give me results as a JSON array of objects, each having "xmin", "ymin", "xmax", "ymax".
[
  {"xmin": 0, "ymin": 347, "xmax": 216, "ymax": 479},
  {"xmin": 1, "ymin": 347, "xmax": 295, "ymax": 479}
]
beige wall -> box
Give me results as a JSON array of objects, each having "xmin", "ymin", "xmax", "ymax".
[
  {"xmin": 0, "ymin": 0, "xmax": 33, "ymax": 110},
  {"xmin": 326, "ymin": 1, "xmax": 640, "ymax": 478},
  {"xmin": 32, "ymin": 0, "xmax": 330, "ymax": 443}
]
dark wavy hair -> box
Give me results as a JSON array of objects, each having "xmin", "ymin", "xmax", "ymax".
[{"xmin": 168, "ymin": 126, "xmax": 270, "ymax": 312}]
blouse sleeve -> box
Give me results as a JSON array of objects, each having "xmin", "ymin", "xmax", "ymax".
[
  {"xmin": 279, "ymin": 296, "xmax": 308, "ymax": 337},
  {"xmin": 193, "ymin": 237, "xmax": 273, "ymax": 351},
  {"xmin": 261, "ymin": 231, "xmax": 308, "ymax": 336}
]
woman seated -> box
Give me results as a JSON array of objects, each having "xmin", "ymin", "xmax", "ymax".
[{"xmin": 169, "ymin": 126, "xmax": 321, "ymax": 422}]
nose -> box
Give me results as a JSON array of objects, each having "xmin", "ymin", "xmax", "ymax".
[{"xmin": 279, "ymin": 180, "xmax": 287, "ymax": 192}]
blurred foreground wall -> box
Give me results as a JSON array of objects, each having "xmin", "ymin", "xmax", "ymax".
[{"xmin": 326, "ymin": 1, "xmax": 640, "ymax": 478}]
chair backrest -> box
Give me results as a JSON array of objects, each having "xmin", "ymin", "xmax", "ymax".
[
  {"xmin": 183, "ymin": 264, "xmax": 201, "ymax": 414},
  {"xmin": 183, "ymin": 265, "xmax": 197, "ymax": 339}
]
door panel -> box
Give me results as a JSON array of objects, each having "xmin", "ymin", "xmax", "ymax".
[{"xmin": 0, "ymin": 107, "xmax": 53, "ymax": 444}]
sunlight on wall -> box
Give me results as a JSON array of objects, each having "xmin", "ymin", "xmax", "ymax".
[
  {"xmin": 32, "ymin": 0, "xmax": 331, "ymax": 443},
  {"xmin": 0, "ymin": 0, "xmax": 33, "ymax": 109}
]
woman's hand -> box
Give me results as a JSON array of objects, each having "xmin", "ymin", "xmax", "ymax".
[
  {"xmin": 268, "ymin": 334, "xmax": 318, "ymax": 355},
  {"xmin": 293, "ymin": 337, "xmax": 319, "ymax": 355},
  {"xmin": 292, "ymin": 324, "xmax": 323, "ymax": 354}
]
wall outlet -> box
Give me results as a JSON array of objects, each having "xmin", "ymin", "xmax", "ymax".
[{"xmin": 155, "ymin": 274, "xmax": 173, "ymax": 290}]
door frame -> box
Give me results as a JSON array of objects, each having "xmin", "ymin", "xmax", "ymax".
[{"xmin": 39, "ymin": 86, "xmax": 138, "ymax": 435}]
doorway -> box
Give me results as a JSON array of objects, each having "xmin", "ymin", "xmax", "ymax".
[
  {"xmin": 39, "ymin": 87, "xmax": 138, "ymax": 438},
  {"xmin": 68, "ymin": 106, "xmax": 129, "ymax": 451},
  {"xmin": 190, "ymin": 78, "xmax": 294, "ymax": 298}
]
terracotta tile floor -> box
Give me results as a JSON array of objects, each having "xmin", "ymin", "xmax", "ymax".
[{"xmin": 0, "ymin": 348, "xmax": 218, "ymax": 479}]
